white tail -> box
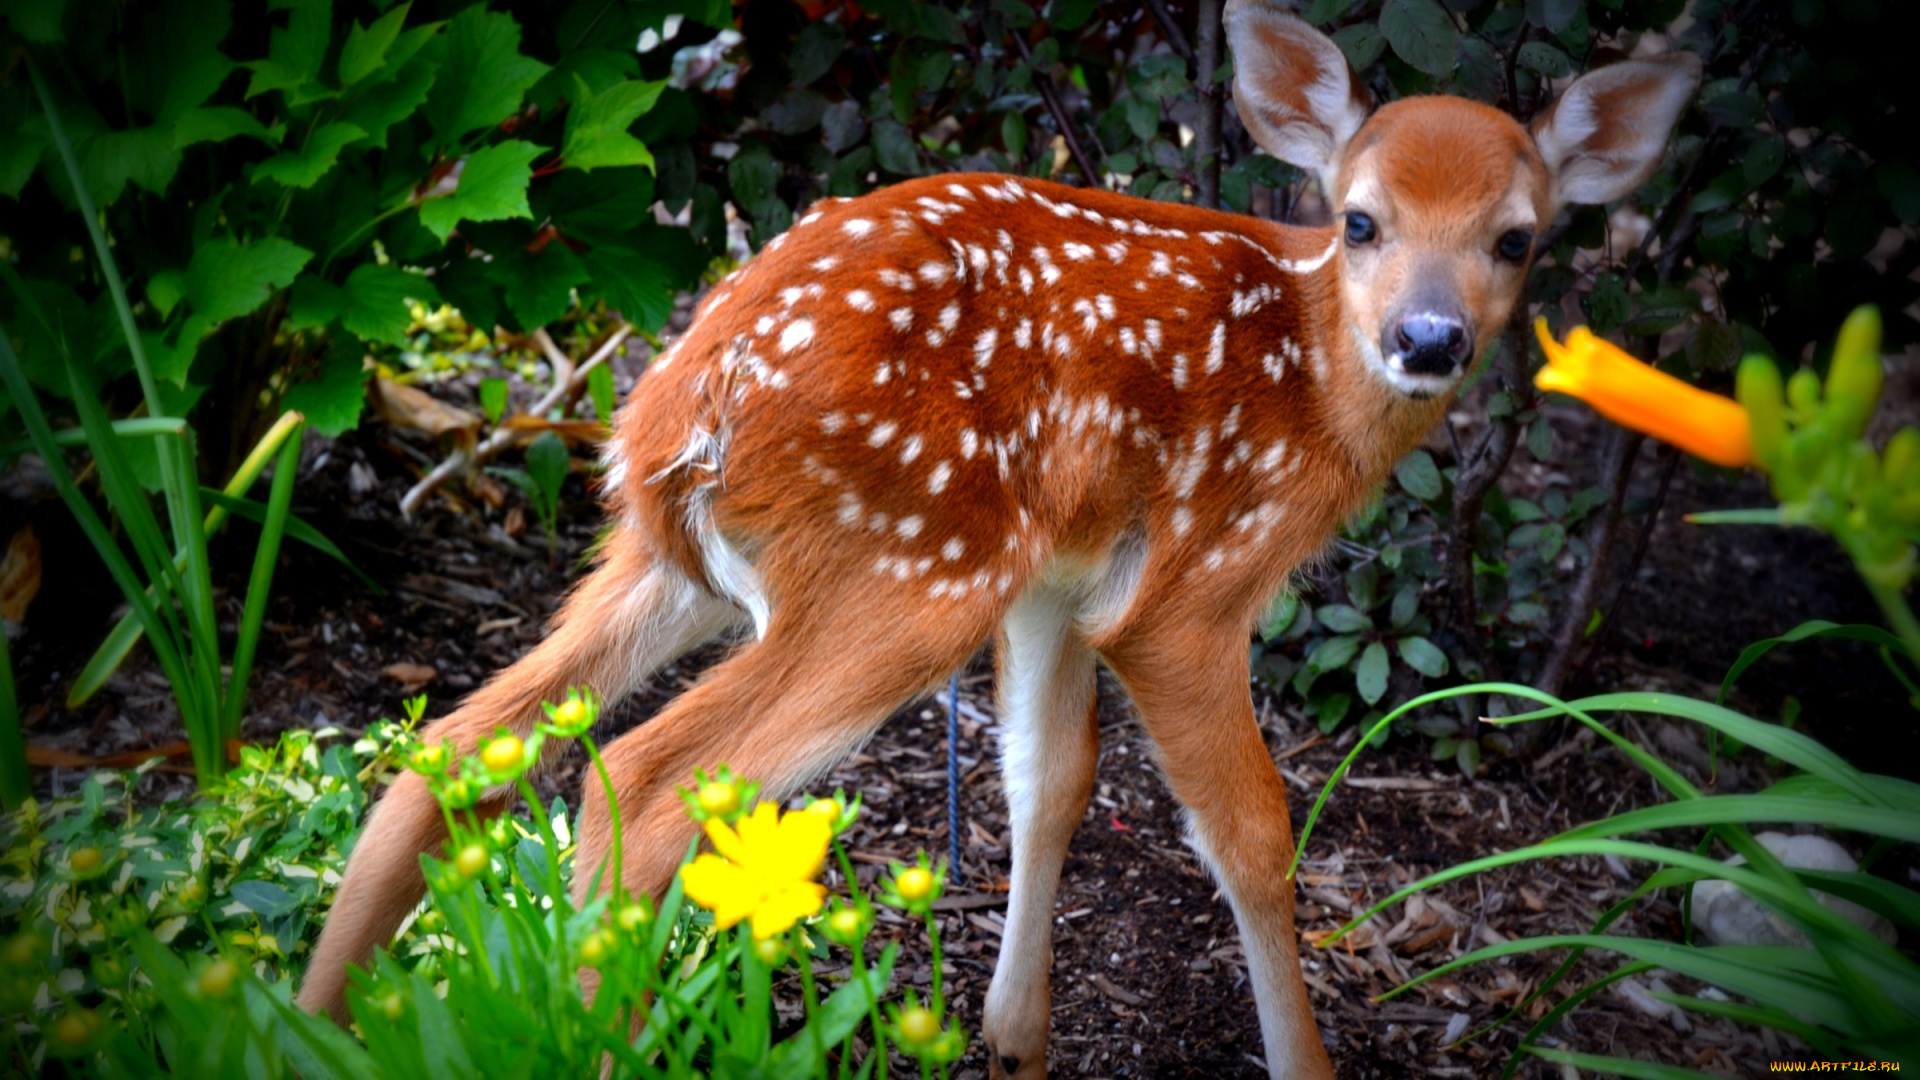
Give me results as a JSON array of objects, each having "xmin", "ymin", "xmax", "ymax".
[{"xmin": 300, "ymin": 7, "xmax": 1697, "ymax": 1076}]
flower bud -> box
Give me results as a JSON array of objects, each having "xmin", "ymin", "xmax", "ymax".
[
  {"xmin": 454, "ymin": 844, "xmax": 490, "ymax": 879},
  {"xmin": 752, "ymin": 935, "xmax": 785, "ymax": 966},
  {"xmin": 480, "ymin": 735, "xmax": 524, "ymax": 775},
  {"xmin": 548, "ymin": 697, "xmax": 592, "ymax": 737},
  {"xmin": 198, "ymin": 959, "xmax": 238, "ymax": 998},
  {"xmin": 616, "ymin": 902, "xmax": 653, "ymax": 934},
  {"xmin": 1735, "ymin": 356, "xmax": 1787, "ymax": 472},
  {"xmin": 1787, "ymin": 368, "xmax": 1824, "ymax": 423},
  {"xmin": 69, "ymin": 847, "xmax": 102, "ymax": 875},
  {"xmin": 3, "ymin": 934, "xmax": 43, "ymax": 971},
  {"xmin": 897, "ymin": 1005, "xmax": 940, "ymax": 1046},
  {"xmin": 378, "ymin": 991, "xmax": 404, "ymax": 1021},
  {"xmin": 697, "ymin": 780, "xmax": 740, "ymax": 819},
  {"xmin": 895, "ymin": 867, "xmax": 934, "ymax": 902},
  {"xmin": 1884, "ymin": 429, "xmax": 1920, "ymax": 490},
  {"xmin": 48, "ymin": 1009, "xmax": 101, "ymax": 1054},
  {"xmin": 1825, "ymin": 305, "xmax": 1883, "ymax": 442},
  {"xmin": 824, "ymin": 906, "xmax": 868, "ymax": 945},
  {"xmin": 578, "ymin": 930, "xmax": 611, "ymax": 966}
]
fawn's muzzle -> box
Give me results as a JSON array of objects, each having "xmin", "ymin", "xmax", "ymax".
[{"xmin": 1392, "ymin": 310, "xmax": 1471, "ymax": 377}]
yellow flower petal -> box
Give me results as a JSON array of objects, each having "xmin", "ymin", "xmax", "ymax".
[
  {"xmin": 703, "ymin": 816, "xmax": 746, "ymax": 864},
  {"xmin": 1534, "ymin": 318, "xmax": 1754, "ymax": 468},
  {"xmin": 748, "ymin": 882, "xmax": 828, "ymax": 939}
]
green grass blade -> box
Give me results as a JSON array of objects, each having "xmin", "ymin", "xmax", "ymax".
[
  {"xmin": 223, "ymin": 423, "xmax": 304, "ymax": 738},
  {"xmin": 1553, "ymin": 795, "xmax": 1920, "ymax": 845},
  {"xmin": 1496, "ymin": 962, "xmax": 1656, "ymax": 1080},
  {"xmin": 1792, "ymin": 868, "xmax": 1920, "ymax": 929},
  {"xmin": 0, "ymin": 417, "xmax": 189, "ymax": 458},
  {"xmin": 198, "ymin": 490, "xmax": 384, "ymax": 592},
  {"xmin": 1524, "ymin": 1047, "xmax": 1721, "ymax": 1079},
  {"xmin": 1718, "ymin": 621, "xmax": 1905, "ymax": 705},
  {"xmin": 1646, "ymin": 990, "xmax": 1845, "ymax": 1051},
  {"xmin": 66, "ymin": 410, "xmax": 313, "ymax": 708},
  {"xmin": 0, "ymin": 630, "xmax": 26, "ymax": 810}
]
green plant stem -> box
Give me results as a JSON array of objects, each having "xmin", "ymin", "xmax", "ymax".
[
  {"xmin": 832, "ymin": 841, "xmax": 888, "ymax": 1080},
  {"xmin": 1865, "ymin": 578, "xmax": 1920, "ymax": 671},
  {"xmin": 0, "ymin": 417, "xmax": 188, "ymax": 458},
  {"xmin": 583, "ymin": 736, "xmax": 624, "ymax": 897},
  {"xmin": 795, "ymin": 925, "xmax": 827, "ymax": 1072},
  {"xmin": 221, "ymin": 420, "xmax": 304, "ymax": 738},
  {"xmin": 0, "ymin": 628, "xmax": 25, "ymax": 811}
]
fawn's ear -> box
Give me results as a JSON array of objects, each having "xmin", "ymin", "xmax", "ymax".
[
  {"xmin": 1224, "ymin": 1, "xmax": 1371, "ymax": 196},
  {"xmin": 1531, "ymin": 53, "xmax": 1702, "ymax": 208}
]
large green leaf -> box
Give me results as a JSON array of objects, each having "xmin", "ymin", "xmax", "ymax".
[
  {"xmin": 418, "ymin": 140, "xmax": 545, "ymax": 242},
  {"xmin": 338, "ymin": 2, "xmax": 412, "ymax": 87},
  {"xmin": 1379, "ymin": 0, "xmax": 1458, "ymax": 77},
  {"xmin": 340, "ymin": 263, "xmax": 439, "ymax": 345},
  {"xmin": 422, "ymin": 5, "xmax": 549, "ymax": 145},
  {"xmin": 1556, "ymin": 795, "xmax": 1920, "ymax": 845},
  {"xmin": 283, "ymin": 339, "xmax": 369, "ymax": 437},
  {"xmin": 501, "ymin": 244, "xmax": 589, "ymax": 331},
  {"xmin": 246, "ymin": 0, "xmax": 335, "ymax": 102},
  {"xmin": 339, "ymin": 29, "xmax": 442, "ymax": 149},
  {"xmin": 174, "ymin": 107, "xmax": 277, "ymax": 149},
  {"xmin": 185, "ymin": 236, "xmax": 312, "ymax": 326},
  {"xmin": 253, "ymin": 122, "xmax": 365, "ymax": 188},
  {"xmin": 561, "ymin": 76, "xmax": 664, "ymax": 172},
  {"xmin": 579, "ymin": 243, "xmax": 676, "ymax": 333}
]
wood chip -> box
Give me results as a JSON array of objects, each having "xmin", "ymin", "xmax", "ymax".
[
  {"xmin": 381, "ymin": 662, "xmax": 437, "ymax": 687},
  {"xmin": 1087, "ymin": 972, "xmax": 1146, "ymax": 1006}
]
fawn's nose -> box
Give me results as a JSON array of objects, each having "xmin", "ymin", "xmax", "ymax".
[{"xmin": 1393, "ymin": 311, "xmax": 1470, "ymax": 377}]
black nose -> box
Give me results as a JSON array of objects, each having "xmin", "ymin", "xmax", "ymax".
[{"xmin": 1394, "ymin": 312, "xmax": 1469, "ymax": 376}]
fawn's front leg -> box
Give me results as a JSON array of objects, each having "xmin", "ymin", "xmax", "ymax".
[
  {"xmin": 1103, "ymin": 620, "xmax": 1335, "ymax": 1080},
  {"xmin": 981, "ymin": 586, "xmax": 1101, "ymax": 1080}
]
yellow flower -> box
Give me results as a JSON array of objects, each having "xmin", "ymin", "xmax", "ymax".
[
  {"xmin": 1534, "ymin": 318, "xmax": 1754, "ymax": 468},
  {"xmin": 679, "ymin": 801, "xmax": 832, "ymax": 939}
]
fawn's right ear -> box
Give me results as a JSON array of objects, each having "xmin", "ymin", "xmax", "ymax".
[{"xmin": 1224, "ymin": 2, "xmax": 1371, "ymax": 197}]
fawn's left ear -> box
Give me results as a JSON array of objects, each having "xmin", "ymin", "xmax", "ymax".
[{"xmin": 1531, "ymin": 52, "xmax": 1703, "ymax": 209}]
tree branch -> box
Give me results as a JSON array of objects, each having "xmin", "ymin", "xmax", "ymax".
[
  {"xmin": 1447, "ymin": 316, "xmax": 1528, "ymax": 670},
  {"xmin": 1144, "ymin": 0, "xmax": 1194, "ymax": 62},
  {"xmin": 1010, "ymin": 32, "xmax": 1102, "ymax": 186},
  {"xmin": 1193, "ymin": 0, "xmax": 1225, "ymax": 209}
]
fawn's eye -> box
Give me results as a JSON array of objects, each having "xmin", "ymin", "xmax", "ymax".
[
  {"xmin": 1497, "ymin": 229, "xmax": 1534, "ymax": 262},
  {"xmin": 1344, "ymin": 211, "xmax": 1378, "ymax": 246}
]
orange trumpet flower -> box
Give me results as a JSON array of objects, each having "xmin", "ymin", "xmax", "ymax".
[{"xmin": 1533, "ymin": 318, "xmax": 1754, "ymax": 468}]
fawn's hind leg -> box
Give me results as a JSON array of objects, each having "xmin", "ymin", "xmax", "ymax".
[
  {"xmin": 299, "ymin": 534, "xmax": 735, "ymax": 1021},
  {"xmin": 570, "ymin": 581, "xmax": 998, "ymax": 913}
]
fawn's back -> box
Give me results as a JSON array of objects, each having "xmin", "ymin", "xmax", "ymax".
[{"xmin": 614, "ymin": 176, "xmax": 1409, "ymax": 649}]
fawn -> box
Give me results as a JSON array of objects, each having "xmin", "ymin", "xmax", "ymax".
[{"xmin": 299, "ymin": 5, "xmax": 1697, "ymax": 1076}]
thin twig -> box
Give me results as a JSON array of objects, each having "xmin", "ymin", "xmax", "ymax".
[
  {"xmin": 1569, "ymin": 444, "xmax": 1682, "ymax": 688},
  {"xmin": 1535, "ymin": 428, "xmax": 1643, "ymax": 697},
  {"xmin": 1447, "ymin": 317, "xmax": 1529, "ymax": 670},
  {"xmin": 1193, "ymin": 0, "xmax": 1225, "ymax": 209},
  {"xmin": 400, "ymin": 322, "xmax": 634, "ymax": 518},
  {"xmin": 1010, "ymin": 32, "xmax": 1101, "ymax": 186},
  {"xmin": 1143, "ymin": 0, "xmax": 1194, "ymax": 62}
]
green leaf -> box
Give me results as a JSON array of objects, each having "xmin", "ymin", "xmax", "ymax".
[
  {"xmin": 1527, "ymin": 416, "xmax": 1554, "ymax": 460},
  {"xmin": 579, "ymin": 242, "xmax": 676, "ymax": 333},
  {"xmin": 478, "ymin": 377, "xmax": 508, "ymax": 424},
  {"xmin": 1379, "ymin": 0, "xmax": 1458, "ymax": 78},
  {"xmin": 501, "ymin": 244, "xmax": 589, "ymax": 331},
  {"xmin": 871, "ymin": 118, "xmax": 920, "ymax": 176},
  {"xmin": 562, "ymin": 76, "xmax": 664, "ymax": 172},
  {"xmin": 544, "ymin": 167, "xmax": 655, "ymax": 233},
  {"xmin": 1516, "ymin": 41, "xmax": 1574, "ymax": 78},
  {"xmin": 246, "ymin": 0, "xmax": 335, "ymax": 101},
  {"xmin": 587, "ymin": 363, "xmax": 615, "ymax": 423},
  {"xmin": 286, "ymin": 276, "xmax": 347, "ymax": 332},
  {"xmin": 230, "ymin": 879, "xmax": 298, "ymax": 918},
  {"xmin": 340, "ymin": 263, "xmax": 439, "ymax": 345},
  {"xmin": 1331, "ymin": 23, "xmax": 1386, "ymax": 70},
  {"xmin": 185, "ymin": 236, "xmax": 313, "ymax": 326},
  {"xmin": 1049, "ymin": 0, "xmax": 1099, "ymax": 29},
  {"xmin": 1308, "ymin": 633, "xmax": 1362, "ymax": 673},
  {"xmin": 1258, "ymin": 591, "xmax": 1300, "ymax": 642},
  {"xmin": 338, "ymin": 2, "xmax": 411, "ymax": 87},
  {"xmin": 1398, "ymin": 636, "xmax": 1449, "ymax": 678},
  {"xmin": 282, "ymin": 339, "xmax": 368, "ymax": 436},
  {"xmin": 1717, "ymin": 621, "xmax": 1905, "ymax": 706},
  {"xmin": 84, "ymin": 126, "xmax": 183, "ymax": 203},
  {"xmin": 338, "ymin": 37, "xmax": 441, "ymax": 149},
  {"xmin": 147, "ymin": 271, "xmax": 186, "ymax": 319},
  {"xmin": 1355, "ymin": 642, "xmax": 1390, "ymax": 705},
  {"xmin": 253, "ymin": 122, "xmax": 366, "ymax": 188},
  {"xmin": 1394, "ymin": 448, "xmax": 1443, "ymax": 500},
  {"xmin": 422, "ymin": 5, "xmax": 550, "ymax": 146},
  {"xmin": 5, "ymin": 0, "xmax": 65, "ymax": 42},
  {"xmin": 789, "ymin": 21, "xmax": 846, "ymax": 87},
  {"xmin": 1389, "ymin": 584, "xmax": 1420, "ymax": 630},
  {"xmin": 525, "ymin": 430, "xmax": 569, "ymax": 505},
  {"xmin": 174, "ymin": 107, "xmax": 276, "ymax": 149},
  {"xmin": 0, "ymin": 125, "xmax": 47, "ymax": 198},
  {"xmin": 1555, "ymin": 795, "xmax": 1920, "ymax": 846},
  {"xmin": 1316, "ymin": 604, "xmax": 1372, "ymax": 634},
  {"xmin": 417, "ymin": 140, "xmax": 545, "ymax": 242}
]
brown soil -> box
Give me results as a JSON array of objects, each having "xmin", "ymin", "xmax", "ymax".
[{"xmin": 6, "ymin": 358, "xmax": 1916, "ymax": 1078}]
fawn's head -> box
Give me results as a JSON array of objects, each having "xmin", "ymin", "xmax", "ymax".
[{"xmin": 1224, "ymin": 2, "xmax": 1700, "ymax": 399}]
